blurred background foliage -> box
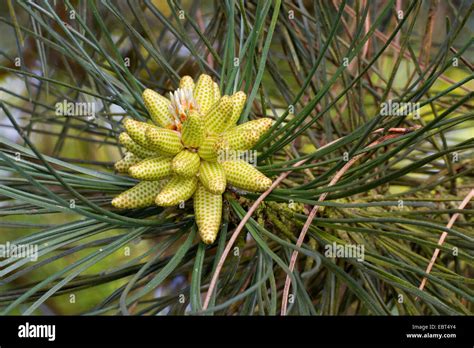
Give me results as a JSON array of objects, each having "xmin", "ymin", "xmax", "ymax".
[{"xmin": 0, "ymin": 0, "xmax": 472, "ymax": 315}]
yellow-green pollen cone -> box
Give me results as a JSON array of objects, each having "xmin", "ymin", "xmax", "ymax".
[{"xmin": 112, "ymin": 74, "xmax": 273, "ymax": 244}]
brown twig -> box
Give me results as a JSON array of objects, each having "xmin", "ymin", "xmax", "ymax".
[
  {"xmin": 418, "ymin": 1, "xmax": 438, "ymax": 67},
  {"xmin": 348, "ymin": 0, "xmax": 370, "ymax": 75},
  {"xmin": 196, "ymin": 8, "xmax": 214, "ymax": 69},
  {"xmin": 418, "ymin": 189, "xmax": 474, "ymax": 292}
]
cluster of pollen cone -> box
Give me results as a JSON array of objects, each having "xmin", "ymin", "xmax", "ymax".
[{"xmin": 112, "ymin": 74, "xmax": 273, "ymax": 244}]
